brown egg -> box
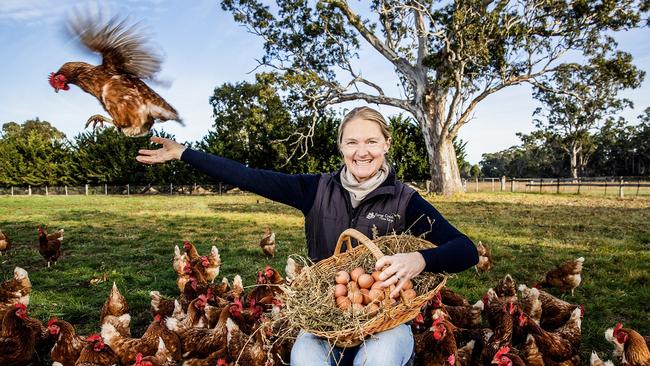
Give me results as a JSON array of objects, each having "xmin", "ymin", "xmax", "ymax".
[
  {"xmin": 403, "ymin": 289, "xmax": 417, "ymax": 300},
  {"xmin": 371, "ymin": 280, "xmax": 385, "ymax": 290},
  {"xmin": 357, "ymin": 274, "xmax": 374, "ymax": 289},
  {"xmin": 336, "ymin": 296, "xmax": 351, "ymax": 310},
  {"xmin": 368, "ymin": 289, "xmax": 384, "ymax": 302},
  {"xmin": 371, "ymin": 271, "xmax": 383, "ymax": 282},
  {"xmin": 403, "ymin": 279, "xmax": 413, "ymax": 290},
  {"xmin": 334, "ymin": 284, "xmax": 347, "ymax": 298},
  {"xmin": 349, "ymin": 290, "xmax": 363, "ymax": 304},
  {"xmin": 335, "ymin": 271, "xmax": 350, "ymax": 285},
  {"xmin": 359, "ymin": 289, "xmax": 371, "ymax": 305},
  {"xmin": 350, "ymin": 267, "xmax": 365, "ymax": 282},
  {"xmin": 348, "ymin": 281, "xmax": 359, "ymax": 292}
]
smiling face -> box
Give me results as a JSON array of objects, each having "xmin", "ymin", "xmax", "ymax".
[{"xmin": 340, "ymin": 118, "xmax": 390, "ymax": 183}]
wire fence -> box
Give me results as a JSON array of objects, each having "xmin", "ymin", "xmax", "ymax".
[
  {"xmin": 0, "ymin": 183, "xmax": 237, "ymax": 196},
  {"xmin": 461, "ymin": 176, "xmax": 650, "ymax": 197},
  {"xmin": 1, "ymin": 177, "xmax": 649, "ymax": 197}
]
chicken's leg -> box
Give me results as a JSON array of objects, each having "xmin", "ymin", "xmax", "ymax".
[{"xmin": 85, "ymin": 114, "xmax": 113, "ymax": 129}]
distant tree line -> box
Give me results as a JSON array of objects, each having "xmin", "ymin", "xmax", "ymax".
[
  {"xmin": 7, "ymin": 69, "xmax": 643, "ymax": 187},
  {"xmin": 480, "ymin": 108, "xmax": 650, "ymax": 178}
]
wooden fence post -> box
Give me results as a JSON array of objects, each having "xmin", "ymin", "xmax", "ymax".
[
  {"xmin": 500, "ymin": 176, "xmax": 506, "ymax": 191},
  {"xmin": 105, "ymin": 184, "xmax": 108, "ymax": 195},
  {"xmin": 556, "ymin": 177, "xmax": 560, "ymax": 194},
  {"xmin": 604, "ymin": 181, "xmax": 608, "ymax": 196},
  {"xmin": 170, "ymin": 183, "xmax": 173, "ymax": 195},
  {"xmin": 539, "ymin": 178, "xmax": 543, "ymax": 194},
  {"xmin": 619, "ymin": 177, "xmax": 624, "ymax": 198},
  {"xmin": 65, "ymin": 185, "xmax": 68, "ymax": 196},
  {"xmin": 85, "ymin": 184, "xmax": 88, "ymax": 196},
  {"xmin": 637, "ymin": 179, "xmax": 641, "ymax": 197},
  {"xmin": 511, "ymin": 178, "xmax": 516, "ymax": 192},
  {"xmin": 11, "ymin": 187, "xmax": 13, "ymax": 196},
  {"xmin": 127, "ymin": 184, "xmax": 130, "ymax": 196},
  {"xmin": 491, "ymin": 178, "xmax": 495, "ymax": 192},
  {"xmin": 45, "ymin": 185, "xmax": 48, "ymax": 196},
  {"xmin": 29, "ymin": 185, "xmax": 32, "ymax": 196},
  {"xmin": 475, "ymin": 177, "xmax": 479, "ymax": 192}
]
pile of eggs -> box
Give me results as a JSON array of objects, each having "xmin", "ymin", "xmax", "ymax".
[{"xmin": 333, "ymin": 267, "xmax": 417, "ymax": 314}]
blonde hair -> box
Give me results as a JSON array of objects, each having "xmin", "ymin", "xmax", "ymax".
[{"xmin": 337, "ymin": 106, "xmax": 391, "ymax": 149}]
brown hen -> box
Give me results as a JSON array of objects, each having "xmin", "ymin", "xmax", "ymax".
[
  {"xmin": 537, "ymin": 257, "xmax": 585, "ymax": 295},
  {"xmin": 519, "ymin": 307, "xmax": 582, "ymax": 363},
  {"xmin": 0, "ymin": 230, "xmax": 10, "ymax": 256},
  {"xmin": 612, "ymin": 323, "xmax": 650, "ymax": 366},
  {"xmin": 0, "ymin": 304, "xmax": 37, "ymax": 366},
  {"xmin": 49, "ymin": 318, "xmax": 86, "ymax": 366},
  {"xmin": 49, "ymin": 8, "xmax": 181, "ymax": 137},
  {"xmin": 74, "ymin": 334, "xmax": 120, "ymax": 366},
  {"xmin": 0, "ymin": 267, "xmax": 31, "ymax": 319},
  {"xmin": 259, "ymin": 227, "xmax": 276, "ymax": 258},
  {"xmin": 38, "ymin": 225, "xmax": 63, "ymax": 267},
  {"xmin": 100, "ymin": 282, "xmax": 130, "ymax": 335},
  {"xmin": 475, "ymin": 241, "xmax": 493, "ymax": 273},
  {"xmin": 166, "ymin": 302, "xmax": 233, "ymax": 359}
]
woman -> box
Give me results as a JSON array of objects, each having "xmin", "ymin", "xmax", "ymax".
[{"xmin": 137, "ymin": 106, "xmax": 478, "ymax": 366}]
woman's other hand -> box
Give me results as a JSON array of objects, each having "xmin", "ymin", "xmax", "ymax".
[
  {"xmin": 374, "ymin": 252, "xmax": 426, "ymax": 299},
  {"xmin": 136, "ymin": 136, "xmax": 187, "ymax": 164}
]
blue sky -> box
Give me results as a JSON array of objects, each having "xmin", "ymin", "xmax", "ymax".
[{"xmin": 1, "ymin": 0, "xmax": 648, "ymax": 164}]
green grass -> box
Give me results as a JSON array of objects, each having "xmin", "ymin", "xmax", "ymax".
[{"xmin": 1, "ymin": 192, "xmax": 649, "ymax": 363}]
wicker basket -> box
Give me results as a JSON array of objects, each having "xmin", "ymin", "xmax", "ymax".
[{"xmin": 289, "ymin": 228, "xmax": 447, "ymax": 347}]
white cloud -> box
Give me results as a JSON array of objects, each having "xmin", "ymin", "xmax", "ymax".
[{"xmin": 0, "ymin": 0, "xmax": 168, "ymax": 25}]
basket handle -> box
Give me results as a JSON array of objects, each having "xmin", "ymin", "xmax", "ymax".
[{"xmin": 334, "ymin": 228, "xmax": 385, "ymax": 259}]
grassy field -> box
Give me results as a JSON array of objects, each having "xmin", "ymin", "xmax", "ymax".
[{"xmin": 1, "ymin": 192, "xmax": 649, "ymax": 363}]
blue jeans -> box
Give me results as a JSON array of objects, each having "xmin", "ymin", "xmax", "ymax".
[{"xmin": 290, "ymin": 324, "xmax": 415, "ymax": 366}]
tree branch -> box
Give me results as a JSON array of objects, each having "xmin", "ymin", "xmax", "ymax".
[
  {"xmin": 325, "ymin": 91, "xmax": 414, "ymax": 114},
  {"xmin": 326, "ymin": 0, "xmax": 418, "ymax": 83},
  {"xmin": 413, "ymin": 3, "xmax": 428, "ymax": 67}
]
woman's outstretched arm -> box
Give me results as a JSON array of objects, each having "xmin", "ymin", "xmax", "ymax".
[{"xmin": 137, "ymin": 137, "xmax": 320, "ymax": 214}]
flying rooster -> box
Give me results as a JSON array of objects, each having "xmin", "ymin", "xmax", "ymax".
[{"xmin": 49, "ymin": 8, "xmax": 182, "ymax": 137}]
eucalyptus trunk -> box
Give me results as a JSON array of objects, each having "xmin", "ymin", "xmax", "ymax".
[
  {"xmin": 415, "ymin": 89, "xmax": 463, "ymax": 195},
  {"xmin": 570, "ymin": 143, "xmax": 580, "ymax": 179}
]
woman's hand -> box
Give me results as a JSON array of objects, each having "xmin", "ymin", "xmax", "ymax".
[
  {"xmin": 374, "ymin": 252, "xmax": 426, "ymax": 299},
  {"xmin": 136, "ymin": 136, "xmax": 187, "ymax": 164}
]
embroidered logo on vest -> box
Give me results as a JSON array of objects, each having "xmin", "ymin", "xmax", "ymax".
[{"xmin": 366, "ymin": 212, "xmax": 400, "ymax": 223}]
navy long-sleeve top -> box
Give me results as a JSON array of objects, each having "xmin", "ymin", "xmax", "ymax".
[{"xmin": 181, "ymin": 149, "xmax": 478, "ymax": 274}]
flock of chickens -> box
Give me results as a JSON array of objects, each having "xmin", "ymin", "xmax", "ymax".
[{"xmin": 1, "ymin": 228, "xmax": 649, "ymax": 366}]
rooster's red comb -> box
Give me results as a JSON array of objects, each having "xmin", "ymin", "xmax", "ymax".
[
  {"xmin": 15, "ymin": 303, "xmax": 27, "ymax": 310},
  {"xmin": 86, "ymin": 334, "xmax": 102, "ymax": 342},
  {"xmin": 614, "ymin": 322, "xmax": 623, "ymax": 334},
  {"xmin": 48, "ymin": 317, "xmax": 58, "ymax": 327},
  {"xmin": 495, "ymin": 346, "xmax": 510, "ymax": 359}
]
